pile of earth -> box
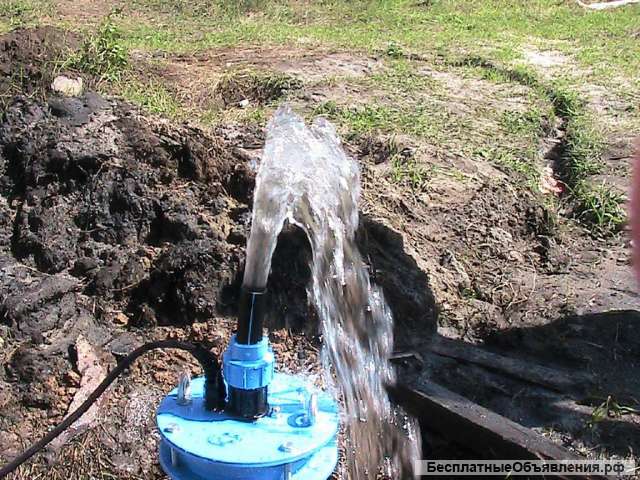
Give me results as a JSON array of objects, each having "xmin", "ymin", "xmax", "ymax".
[{"xmin": 0, "ymin": 27, "xmax": 79, "ymax": 109}]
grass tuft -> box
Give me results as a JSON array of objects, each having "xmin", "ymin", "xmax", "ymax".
[
  {"xmin": 117, "ymin": 80, "xmax": 182, "ymax": 118},
  {"xmin": 390, "ymin": 155, "xmax": 429, "ymax": 190},
  {"xmin": 589, "ymin": 395, "xmax": 640, "ymax": 427},
  {"xmin": 573, "ymin": 183, "xmax": 626, "ymax": 236},
  {"xmin": 385, "ymin": 41, "xmax": 405, "ymax": 59}
]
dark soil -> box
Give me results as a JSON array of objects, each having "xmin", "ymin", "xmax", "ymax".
[{"xmin": 0, "ymin": 27, "xmax": 79, "ymax": 109}]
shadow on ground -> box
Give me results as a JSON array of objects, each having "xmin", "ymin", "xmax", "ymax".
[{"xmin": 398, "ymin": 309, "xmax": 640, "ymax": 458}]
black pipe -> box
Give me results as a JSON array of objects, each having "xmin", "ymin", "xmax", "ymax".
[
  {"xmin": 228, "ymin": 287, "xmax": 269, "ymax": 419},
  {"xmin": 236, "ymin": 288, "xmax": 267, "ymax": 345}
]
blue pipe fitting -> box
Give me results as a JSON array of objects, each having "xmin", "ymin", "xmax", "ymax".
[{"xmin": 223, "ymin": 335, "xmax": 274, "ymax": 390}]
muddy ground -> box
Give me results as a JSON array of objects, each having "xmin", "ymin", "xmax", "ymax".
[{"xmin": 0, "ymin": 26, "xmax": 639, "ymax": 479}]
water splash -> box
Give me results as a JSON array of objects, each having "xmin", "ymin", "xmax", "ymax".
[{"xmin": 243, "ymin": 106, "xmax": 420, "ymax": 479}]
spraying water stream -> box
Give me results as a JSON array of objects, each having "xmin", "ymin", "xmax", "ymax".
[{"xmin": 243, "ymin": 106, "xmax": 420, "ymax": 479}]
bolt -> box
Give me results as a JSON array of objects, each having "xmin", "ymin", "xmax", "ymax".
[
  {"xmin": 283, "ymin": 463, "xmax": 292, "ymax": 480},
  {"xmin": 176, "ymin": 371, "xmax": 192, "ymax": 406},
  {"xmin": 279, "ymin": 441, "xmax": 294, "ymax": 453},
  {"xmin": 163, "ymin": 423, "xmax": 179, "ymax": 434},
  {"xmin": 306, "ymin": 392, "xmax": 318, "ymax": 426}
]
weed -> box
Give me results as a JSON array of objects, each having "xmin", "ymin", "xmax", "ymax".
[
  {"xmin": 71, "ymin": 12, "xmax": 128, "ymax": 81},
  {"xmin": 385, "ymin": 41, "xmax": 404, "ymax": 59},
  {"xmin": 589, "ymin": 396, "xmax": 639, "ymax": 427},
  {"xmin": 390, "ymin": 156, "xmax": 429, "ymax": 190},
  {"xmin": 549, "ymin": 85, "xmax": 581, "ymax": 119},
  {"xmin": 562, "ymin": 114, "xmax": 604, "ymax": 184},
  {"xmin": 574, "ymin": 183, "xmax": 626, "ymax": 236}
]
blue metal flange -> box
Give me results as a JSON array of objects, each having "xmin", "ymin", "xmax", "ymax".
[{"xmin": 156, "ymin": 374, "xmax": 339, "ymax": 480}]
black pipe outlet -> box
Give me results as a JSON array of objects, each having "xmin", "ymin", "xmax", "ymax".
[{"xmin": 236, "ymin": 288, "xmax": 267, "ymax": 345}]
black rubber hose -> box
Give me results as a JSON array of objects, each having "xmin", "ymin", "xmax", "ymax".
[{"xmin": 0, "ymin": 339, "xmax": 224, "ymax": 478}]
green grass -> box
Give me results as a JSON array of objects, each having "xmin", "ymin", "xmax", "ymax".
[
  {"xmin": 590, "ymin": 395, "xmax": 640, "ymax": 427},
  {"xmin": 0, "ymin": 0, "xmax": 51, "ymax": 31},
  {"xmin": 456, "ymin": 58, "xmax": 539, "ymax": 88},
  {"xmin": 0, "ymin": 0, "xmax": 632, "ymax": 235},
  {"xmin": 115, "ymin": 80, "xmax": 182, "ymax": 118},
  {"xmin": 474, "ymin": 146, "xmax": 540, "ymax": 188},
  {"xmin": 548, "ymin": 84, "xmax": 626, "ymax": 235},
  {"xmin": 368, "ymin": 59, "xmax": 435, "ymax": 93},
  {"xmin": 439, "ymin": 54, "xmax": 623, "ymax": 235},
  {"xmin": 562, "ymin": 110, "xmax": 604, "ymax": 184},
  {"xmin": 3, "ymin": 0, "xmax": 640, "ymax": 89},
  {"xmin": 574, "ymin": 183, "xmax": 626, "ymax": 236},
  {"xmin": 314, "ymin": 100, "xmax": 460, "ymax": 142},
  {"xmin": 500, "ymin": 108, "xmax": 546, "ymax": 138},
  {"xmin": 106, "ymin": 1, "xmax": 639, "ymax": 86},
  {"xmin": 390, "ymin": 155, "xmax": 430, "ymax": 190}
]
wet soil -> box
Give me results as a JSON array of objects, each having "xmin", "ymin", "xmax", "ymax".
[{"xmin": 0, "ymin": 27, "xmax": 638, "ymax": 479}]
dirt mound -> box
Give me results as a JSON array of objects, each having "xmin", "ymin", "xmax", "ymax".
[
  {"xmin": 0, "ymin": 27, "xmax": 79, "ymax": 107},
  {"xmin": 0, "ymin": 91, "xmax": 257, "ymax": 337}
]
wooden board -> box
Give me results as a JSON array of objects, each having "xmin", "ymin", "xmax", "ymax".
[
  {"xmin": 388, "ymin": 381, "xmax": 610, "ymax": 479},
  {"xmin": 423, "ymin": 336, "xmax": 592, "ymax": 394}
]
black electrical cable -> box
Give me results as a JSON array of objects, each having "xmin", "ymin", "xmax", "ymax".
[{"xmin": 0, "ymin": 339, "xmax": 225, "ymax": 479}]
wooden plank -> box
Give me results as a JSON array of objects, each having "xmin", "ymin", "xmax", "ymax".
[
  {"xmin": 389, "ymin": 382, "xmax": 612, "ymax": 479},
  {"xmin": 423, "ymin": 336, "xmax": 592, "ymax": 393},
  {"xmin": 389, "ymin": 382, "xmax": 582, "ymax": 463}
]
